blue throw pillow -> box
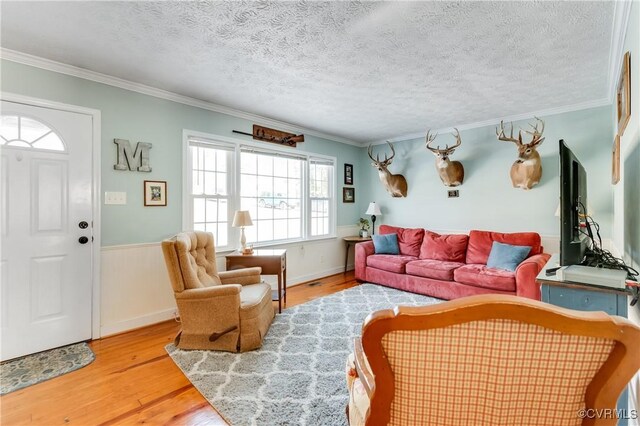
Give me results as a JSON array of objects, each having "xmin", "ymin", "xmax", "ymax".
[
  {"xmin": 486, "ymin": 241, "xmax": 531, "ymax": 272},
  {"xmin": 373, "ymin": 233, "xmax": 400, "ymax": 255}
]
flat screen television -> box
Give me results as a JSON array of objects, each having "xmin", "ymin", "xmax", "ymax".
[{"xmin": 559, "ymin": 139, "xmax": 589, "ymax": 266}]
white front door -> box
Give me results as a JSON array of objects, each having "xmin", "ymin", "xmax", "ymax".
[{"xmin": 0, "ymin": 100, "xmax": 94, "ymax": 361}]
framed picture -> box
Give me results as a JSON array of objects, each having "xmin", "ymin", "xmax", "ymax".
[
  {"xmin": 344, "ymin": 163, "xmax": 353, "ymax": 185},
  {"xmin": 343, "ymin": 187, "xmax": 355, "ymax": 203},
  {"xmin": 144, "ymin": 180, "xmax": 167, "ymax": 206},
  {"xmin": 617, "ymin": 51, "xmax": 631, "ymax": 136},
  {"xmin": 612, "ymin": 135, "xmax": 620, "ymax": 185}
]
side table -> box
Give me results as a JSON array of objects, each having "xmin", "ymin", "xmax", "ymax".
[
  {"xmin": 537, "ymin": 254, "xmax": 634, "ymax": 424},
  {"xmin": 226, "ymin": 249, "xmax": 287, "ymax": 313},
  {"xmin": 343, "ymin": 236, "xmax": 372, "ymax": 273}
]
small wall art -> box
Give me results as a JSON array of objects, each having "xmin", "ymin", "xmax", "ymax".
[
  {"xmin": 617, "ymin": 51, "xmax": 631, "ymax": 136},
  {"xmin": 343, "ymin": 187, "xmax": 355, "ymax": 203},
  {"xmin": 144, "ymin": 180, "xmax": 167, "ymax": 206},
  {"xmin": 344, "ymin": 163, "xmax": 353, "ymax": 185},
  {"xmin": 612, "ymin": 135, "xmax": 620, "ymax": 185}
]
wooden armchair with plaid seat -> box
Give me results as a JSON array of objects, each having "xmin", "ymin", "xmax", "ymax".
[{"xmin": 345, "ymin": 295, "xmax": 640, "ymax": 426}]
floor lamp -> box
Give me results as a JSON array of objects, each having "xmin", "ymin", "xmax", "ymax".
[{"xmin": 365, "ymin": 202, "xmax": 382, "ymax": 235}]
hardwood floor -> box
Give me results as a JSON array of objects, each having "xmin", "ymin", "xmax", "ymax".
[{"xmin": 0, "ymin": 272, "xmax": 359, "ymax": 426}]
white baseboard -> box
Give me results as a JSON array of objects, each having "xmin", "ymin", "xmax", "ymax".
[
  {"xmin": 100, "ymin": 307, "xmax": 177, "ymax": 337},
  {"xmin": 288, "ymin": 264, "xmax": 354, "ymax": 287},
  {"xmin": 99, "ymin": 229, "xmax": 358, "ymax": 336}
]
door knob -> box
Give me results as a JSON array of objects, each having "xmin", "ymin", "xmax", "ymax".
[
  {"xmin": 79, "ymin": 221, "xmax": 89, "ymax": 229},
  {"xmin": 78, "ymin": 236, "xmax": 89, "ymax": 244}
]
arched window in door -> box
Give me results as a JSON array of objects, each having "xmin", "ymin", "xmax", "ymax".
[{"xmin": 0, "ymin": 115, "xmax": 66, "ymax": 151}]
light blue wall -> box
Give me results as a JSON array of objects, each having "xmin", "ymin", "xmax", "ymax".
[
  {"xmin": 1, "ymin": 60, "xmax": 364, "ymax": 246},
  {"xmin": 360, "ymin": 106, "xmax": 614, "ymax": 238},
  {"xmin": 1, "ymin": 59, "xmax": 617, "ymax": 245},
  {"xmin": 619, "ymin": 0, "xmax": 639, "ymax": 268}
]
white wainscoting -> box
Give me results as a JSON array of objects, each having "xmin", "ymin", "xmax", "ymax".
[
  {"xmin": 100, "ymin": 242, "xmax": 177, "ymax": 337},
  {"xmin": 99, "ymin": 225, "xmax": 360, "ymax": 337},
  {"xmin": 99, "ymin": 228, "xmax": 615, "ymax": 337}
]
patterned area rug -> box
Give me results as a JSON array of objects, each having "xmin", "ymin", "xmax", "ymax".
[
  {"xmin": 166, "ymin": 283, "xmax": 441, "ymax": 426},
  {"xmin": 0, "ymin": 342, "xmax": 95, "ymax": 395}
]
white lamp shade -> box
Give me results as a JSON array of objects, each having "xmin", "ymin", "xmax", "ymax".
[
  {"xmin": 365, "ymin": 202, "xmax": 382, "ymax": 216},
  {"xmin": 232, "ymin": 210, "xmax": 253, "ymax": 227}
]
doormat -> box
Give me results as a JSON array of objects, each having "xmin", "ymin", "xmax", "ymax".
[
  {"xmin": 166, "ymin": 284, "xmax": 441, "ymax": 425},
  {"xmin": 1, "ymin": 342, "xmax": 95, "ymax": 395}
]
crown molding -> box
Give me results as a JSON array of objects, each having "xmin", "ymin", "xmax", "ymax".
[
  {"xmin": 1, "ymin": 46, "xmax": 617, "ymax": 149},
  {"xmin": 607, "ymin": 1, "xmax": 632, "ymax": 103},
  {"xmin": 0, "ymin": 48, "xmax": 361, "ymax": 147},
  {"xmin": 367, "ymin": 97, "xmax": 611, "ymax": 145}
]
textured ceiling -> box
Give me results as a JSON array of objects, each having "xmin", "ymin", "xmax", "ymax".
[{"xmin": 1, "ymin": 1, "xmax": 614, "ymax": 144}]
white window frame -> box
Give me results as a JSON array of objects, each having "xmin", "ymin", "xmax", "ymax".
[
  {"xmin": 186, "ymin": 139, "xmax": 235, "ymax": 250},
  {"xmin": 307, "ymin": 158, "xmax": 336, "ymax": 238},
  {"xmin": 182, "ymin": 129, "xmax": 337, "ymax": 250}
]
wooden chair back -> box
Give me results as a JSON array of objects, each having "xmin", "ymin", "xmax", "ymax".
[{"xmin": 355, "ymin": 294, "xmax": 640, "ymax": 426}]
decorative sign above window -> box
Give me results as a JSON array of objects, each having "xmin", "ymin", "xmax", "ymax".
[
  {"xmin": 113, "ymin": 139, "xmax": 152, "ymax": 172},
  {"xmin": 232, "ymin": 125, "xmax": 304, "ymax": 147}
]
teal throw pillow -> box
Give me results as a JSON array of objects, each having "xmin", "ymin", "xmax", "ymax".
[
  {"xmin": 486, "ymin": 241, "xmax": 531, "ymax": 272},
  {"xmin": 373, "ymin": 233, "xmax": 400, "ymax": 255}
]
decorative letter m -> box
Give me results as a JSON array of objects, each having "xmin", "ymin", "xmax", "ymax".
[{"xmin": 114, "ymin": 139, "xmax": 152, "ymax": 172}]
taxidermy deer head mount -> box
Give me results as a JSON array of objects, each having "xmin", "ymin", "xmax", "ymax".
[
  {"xmin": 496, "ymin": 117, "xmax": 545, "ymax": 190},
  {"xmin": 425, "ymin": 128, "xmax": 465, "ymax": 187},
  {"xmin": 367, "ymin": 141, "xmax": 408, "ymax": 198}
]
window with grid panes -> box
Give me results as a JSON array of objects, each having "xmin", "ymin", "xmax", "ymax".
[
  {"xmin": 189, "ymin": 142, "xmax": 232, "ymax": 248},
  {"xmin": 185, "ymin": 133, "xmax": 335, "ymax": 248},
  {"xmin": 240, "ymin": 148, "xmax": 303, "ymax": 244},
  {"xmin": 309, "ymin": 159, "xmax": 334, "ymax": 237}
]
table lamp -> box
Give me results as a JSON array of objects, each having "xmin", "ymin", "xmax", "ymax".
[
  {"xmin": 232, "ymin": 210, "xmax": 253, "ymax": 251},
  {"xmin": 365, "ymin": 202, "xmax": 382, "ymax": 235}
]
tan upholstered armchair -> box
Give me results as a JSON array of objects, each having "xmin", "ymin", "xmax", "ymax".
[
  {"xmin": 162, "ymin": 231, "xmax": 274, "ymax": 352},
  {"xmin": 346, "ymin": 295, "xmax": 640, "ymax": 426}
]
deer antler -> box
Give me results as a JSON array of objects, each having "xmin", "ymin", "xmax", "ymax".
[
  {"xmin": 524, "ymin": 117, "xmax": 545, "ymax": 146},
  {"xmin": 425, "ymin": 130, "xmax": 440, "ymax": 153},
  {"xmin": 368, "ymin": 142, "xmax": 397, "ymax": 165},
  {"xmin": 367, "ymin": 144, "xmax": 379, "ymax": 163},
  {"xmin": 448, "ymin": 128, "xmax": 462, "ymax": 151},
  {"xmin": 426, "ymin": 129, "xmax": 461, "ymax": 154},
  {"xmin": 496, "ymin": 121, "xmax": 522, "ymax": 145},
  {"xmin": 385, "ymin": 141, "xmax": 396, "ymax": 163}
]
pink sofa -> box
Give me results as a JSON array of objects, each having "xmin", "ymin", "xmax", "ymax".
[{"xmin": 355, "ymin": 225, "xmax": 550, "ymax": 300}]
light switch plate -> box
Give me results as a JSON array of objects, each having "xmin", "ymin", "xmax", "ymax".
[{"xmin": 105, "ymin": 191, "xmax": 127, "ymax": 205}]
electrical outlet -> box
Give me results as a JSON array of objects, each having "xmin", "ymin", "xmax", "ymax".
[
  {"xmin": 320, "ymin": 255, "xmax": 325, "ymax": 264},
  {"xmin": 447, "ymin": 190, "xmax": 459, "ymax": 198}
]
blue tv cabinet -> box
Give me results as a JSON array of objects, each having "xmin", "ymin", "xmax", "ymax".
[{"xmin": 537, "ymin": 254, "xmax": 633, "ymax": 425}]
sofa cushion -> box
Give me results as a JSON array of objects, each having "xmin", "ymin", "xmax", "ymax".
[
  {"xmin": 486, "ymin": 242, "xmax": 532, "ymax": 272},
  {"xmin": 372, "ymin": 233, "xmax": 399, "ymax": 255},
  {"xmin": 466, "ymin": 230, "xmax": 542, "ymax": 265},
  {"xmin": 453, "ymin": 264, "xmax": 516, "ymax": 292},
  {"xmin": 379, "ymin": 225, "xmax": 424, "ymax": 257},
  {"xmin": 406, "ymin": 259, "xmax": 464, "ymax": 281},
  {"xmin": 419, "ymin": 231, "xmax": 469, "ymax": 263},
  {"xmin": 367, "ymin": 254, "xmax": 418, "ymax": 274}
]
